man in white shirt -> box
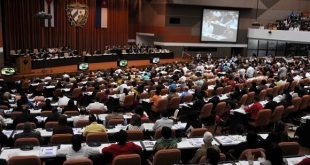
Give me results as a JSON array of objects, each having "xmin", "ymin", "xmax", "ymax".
[
  {"xmin": 58, "ymin": 92, "xmax": 70, "ymax": 107},
  {"xmin": 86, "ymin": 98, "xmax": 108, "ymax": 112},
  {"xmin": 118, "ymin": 81, "xmax": 128, "ymax": 94},
  {"xmin": 153, "ymin": 112, "xmax": 174, "ymax": 130},
  {"xmin": 278, "ymin": 64, "xmax": 288, "ymax": 79},
  {"xmin": 246, "ymin": 65, "xmax": 255, "ymax": 78}
]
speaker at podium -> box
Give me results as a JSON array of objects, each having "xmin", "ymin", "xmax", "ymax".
[{"xmin": 14, "ymin": 55, "xmax": 32, "ymax": 74}]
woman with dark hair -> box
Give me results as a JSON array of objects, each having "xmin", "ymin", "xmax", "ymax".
[
  {"xmin": 206, "ymin": 147, "xmax": 220, "ymax": 165},
  {"xmin": 62, "ymin": 99, "xmax": 78, "ymax": 113},
  {"xmin": 57, "ymin": 135, "xmax": 99, "ymax": 159},
  {"xmin": 261, "ymin": 143, "xmax": 285, "ymax": 165},
  {"xmin": 127, "ymin": 114, "xmax": 144, "ymax": 131},
  {"xmin": 41, "ymin": 99, "xmax": 53, "ymax": 111},
  {"xmin": 102, "ymin": 130, "xmax": 142, "ymax": 158}
]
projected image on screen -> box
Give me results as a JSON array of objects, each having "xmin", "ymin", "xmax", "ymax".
[{"xmin": 201, "ymin": 9, "xmax": 239, "ymax": 42}]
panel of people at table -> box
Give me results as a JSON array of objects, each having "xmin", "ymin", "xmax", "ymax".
[{"xmin": 10, "ymin": 44, "xmax": 171, "ymax": 61}]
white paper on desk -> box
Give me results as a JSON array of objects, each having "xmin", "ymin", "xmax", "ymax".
[
  {"xmin": 2, "ymin": 130, "xmax": 13, "ymax": 138},
  {"xmin": 36, "ymin": 116, "xmax": 47, "ymax": 122},
  {"xmin": 285, "ymin": 156, "xmax": 307, "ymax": 165},
  {"xmin": 237, "ymin": 161, "xmax": 260, "ymax": 165},
  {"xmin": 216, "ymin": 136, "xmax": 233, "ymax": 144},
  {"xmin": 12, "ymin": 130, "xmax": 23, "ymax": 137},
  {"xmin": 172, "ymin": 123, "xmax": 186, "ymax": 130},
  {"xmin": 39, "ymin": 146, "xmax": 57, "ymax": 158},
  {"xmin": 259, "ymin": 134, "xmax": 269, "ymax": 140},
  {"xmin": 189, "ymin": 138, "xmax": 204, "ymax": 147},
  {"xmin": 142, "ymin": 141, "xmax": 156, "ymax": 148},
  {"xmin": 73, "ymin": 128, "xmax": 83, "ymax": 135},
  {"xmin": 232, "ymin": 108, "xmax": 246, "ymax": 115},
  {"xmin": 60, "ymin": 144, "xmax": 71, "ymax": 149}
]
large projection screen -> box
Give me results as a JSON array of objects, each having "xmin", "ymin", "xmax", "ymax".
[{"xmin": 201, "ymin": 9, "xmax": 239, "ymax": 42}]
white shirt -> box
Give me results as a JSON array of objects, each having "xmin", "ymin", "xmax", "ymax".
[
  {"xmin": 238, "ymin": 68, "xmax": 246, "ymax": 78},
  {"xmin": 153, "ymin": 117, "xmax": 173, "ymax": 130},
  {"xmin": 57, "ymin": 145, "xmax": 99, "ymax": 160},
  {"xmin": 246, "ymin": 66, "xmax": 255, "ymax": 78},
  {"xmin": 58, "ymin": 96, "xmax": 70, "ymax": 107},
  {"xmin": 118, "ymin": 83, "xmax": 128, "ymax": 94},
  {"xmin": 86, "ymin": 102, "xmax": 107, "ymax": 112}
]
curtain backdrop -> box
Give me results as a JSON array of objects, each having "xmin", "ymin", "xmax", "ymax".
[{"xmin": 3, "ymin": 0, "xmax": 128, "ymax": 55}]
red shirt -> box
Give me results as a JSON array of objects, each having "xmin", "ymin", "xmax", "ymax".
[
  {"xmin": 102, "ymin": 142, "xmax": 142, "ymax": 158},
  {"xmin": 245, "ymin": 102, "xmax": 263, "ymax": 119}
]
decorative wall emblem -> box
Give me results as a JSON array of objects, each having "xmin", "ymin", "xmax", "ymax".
[{"xmin": 66, "ymin": 3, "xmax": 89, "ymax": 27}]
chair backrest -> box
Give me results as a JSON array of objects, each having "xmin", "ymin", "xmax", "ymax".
[
  {"xmin": 182, "ymin": 94, "xmax": 193, "ymax": 103},
  {"xmin": 215, "ymin": 87, "xmax": 224, "ymax": 95},
  {"xmin": 291, "ymin": 97, "xmax": 302, "ymax": 111},
  {"xmin": 270, "ymin": 105, "xmax": 284, "ymax": 123},
  {"xmin": 139, "ymin": 92, "xmax": 149, "ymax": 99},
  {"xmin": 272, "ymin": 86, "xmax": 280, "ymax": 97},
  {"xmin": 108, "ymin": 118, "xmax": 124, "ymax": 126},
  {"xmin": 11, "ymin": 111, "xmax": 23, "ymax": 119},
  {"xmin": 45, "ymin": 121, "xmax": 59, "ymax": 129},
  {"xmin": 300, "ymin": 95, "xmax": 310, "ymax": 110},
  {"xmin": 14, "ymin": 137, "xmax": 40, "ymax": 147},
  {"xmin": 239, "ymin": 148, "xmax": 265, "ymax": 160},
  {"xmin": 63, "ymin": 158, "xmax": 93, "ymax": 165},
  {"xmin": 89, "ymin": 109, "xmax": 105, "ymax": 115},
  {"xmin": 50, "ymin": 134, "xmax": 73, "ymax": 145},
  {"xmin": 253, "ymin": 109, "xmax": 272, "ymax": 127},
  {"xmin": 16, "ymin": 122, "xmax": 36, "ymax": 130},
  {"xmin": 160, "ymin": 88, "xmax": 168, "ymax": 96},
  {"xmin": 154, "ymin": 128, "xmax": 176, "ymax": 139},
  {"xmin": 127, "ymin": 130, "xmax": 144, "ymax": 141},
  {"xmin": 279, "ymin": 142, "xmax": 300, "ymax": 156},
  {"xmin": 246, "ymin": 92, "xmax": 255, "ymax": 105},
  {"xmin": 199, "ymin": 103, "xmax": 213, "ymax": 119},
  {"xmin": 198, "ymin": 153, "xmax": 226, "ymax": 164},
  {"xmin": 168, "ymin": 97, "xmax": 181, "ymax": 110},
  {"xmin": 75, "ymin": 120, "xmax": 91, "ymax": 128},
  {"xmin": 123, "ymin": 95, "xmax": 135, "ymax": 107},
  {"xmin": 153, "ymin": 99, "xmax": 168, "ymax": 113},
  {"xmin": 259, "ymin": 89, "xmax": 267, "ymax": 101},
  {"xmin": 8, "ymin": 156, "xmax": 41, "ymax": 165},
  {"xmin": 112, "ymin": 154, "xmax": 141, "ymax": 165},
  {"xmin": 41, "ymin": 111, "xmax": 53, "ymax": 117},
  {"xmin": 189, "ymin": 128, "xmax": 208, "ymax": 138},
  {"xmin": 64, "ymin": 111, "xmax": 80, "ymax": 117},
  {"xmin": 153, "ymin": 149, "xmax": 181, "ymax": 165},
  {"xmin": 215, "ymin": 102, "xmax": 227, "ymax": 116},
  {"xmin": 71, "ymin": 88, "xmax": 82, "ymax": 99},
  {"xmin": 86, "ymin": 132, "xmax": 109, "ymax": 143},
  {"xmin": 223, "ymin": 85, "xmax": 232, "ymax": 94},
  {"xmin": 206, "ymin": 89, "xmax": 213, "ymax": 97},
  {"xmin": 266, "ymin": 88, "xmax": 273, "ymax": 96},
  {"xmin": 238, "ymin": 94, "xmax": 248, "ymax": 106}
]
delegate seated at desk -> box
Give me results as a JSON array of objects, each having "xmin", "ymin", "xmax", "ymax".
[{"xmin": 244, "ymin": 96, "xmax": 264, "ymax": 120}]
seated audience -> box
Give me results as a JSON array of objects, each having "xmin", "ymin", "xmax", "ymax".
[
  {"xmin": 45, "ymin": 108, "xmax": 60, "ymax": 123},
  {"xmin": 190, "ymin": 131, "xmax": 220, "ymax": 164},
  {"xmin": 153, "ymin": 112, "xmax": 174, "ymax": 130},
  {"xmin": 85, "ymin": 97, "xmax": 108, "ymax": 112},
  {"xmin": 83, "ymin": 114, "xmax": 107, "ymax": 136},
  {"xmin": 58, "ymin": 92, "xmax": 70, "ymax": 107},
  {"xmin": 62, "ymin": 99, "xmax": 78, "ymax": 113},
  {"xmin": 206, "ymin": 148, "xmax": 221, "ymax": 165},
  {"xmin": 245, "ymin": 95, "xmax": 263, "ymax": 120},
  {"xmin": 185, "ymin": 112, "xmax": 202, "ymax": 136},
  {"xmin": 57, "ymin": 135, "xmax": 99, "ymax": 159},
  {"xmin": 13, "ymin": 109, "xmax": 38, "ymax": 128},
  {"xmin": 264, "ymin": 94, "xmax": 278, "ymax": 112},
  {"xmin": 41, "ymin": 99, "xmax": 53, "ymax": 111},
  {"xmin": 0, "ymin": 124, "xmax": 8, "ymax": 149},
  {"xmin": 53, "ymin": 115, "xmax": 73, "ymax": 135},
  {"xmin": 231, "ymin": 131, "xmax": 263, "ymax": 158},
  {"xmin": 261, "ymin": 143, "xmax": 285, "ymax": 165},
  {"xmin": 14, "ymin": 122, "xmax": 42, "ymax": 144},
  {"xmin": 153, "ymin": 127, "xmax": 177, "ymax": 152},
  {"xmin": 102, "ymin": 130, "xmax": 142, "ymax": 158},
  {"xmin": 127, "ymin": 114, "xmax": 144, "ymax": 131}
]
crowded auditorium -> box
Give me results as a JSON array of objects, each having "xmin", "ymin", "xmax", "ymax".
[{"xmin": 0, "ymin": 0, "xmax": 310, "ymax": 165}]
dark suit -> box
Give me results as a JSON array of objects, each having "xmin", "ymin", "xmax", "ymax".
[
  {"xmin": 14, "ymin": 131, "xmax": 42, "ymax": 144},
  {"xmin": 45, "ymin": 113, "xmax": 60, "ymax": 123},
  {"xmin": 264, "ymin": 101, "xmax": 278, "ymax": 112},
  {"xmin": 13, "ymin": 113, "xmax": 38, "ymax": 128},
  {"xmin": 52, "ymin": 125, "xmax": 73, "ymax": 135}
]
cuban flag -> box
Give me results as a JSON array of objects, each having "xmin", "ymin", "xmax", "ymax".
[
  {"xmin": 95, "ymin": 0, "xmax": 108, "ymax": 28},
  {"xmin": 44, "ymin": 0, "xmax": 57, "ymax": 27}
]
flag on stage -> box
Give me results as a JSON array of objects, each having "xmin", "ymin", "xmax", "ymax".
[
  {"xmin": 95, "ymin": 0, "xmax": 108, "ymax": 28},
  {"xmin": 44, "ymin": 0, "xmax": 57, "ymax": 27}
]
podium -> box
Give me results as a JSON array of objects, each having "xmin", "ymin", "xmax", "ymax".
[{"xmin": 15, "ymin": 55, "xmax": 32, "ymax": 74}]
